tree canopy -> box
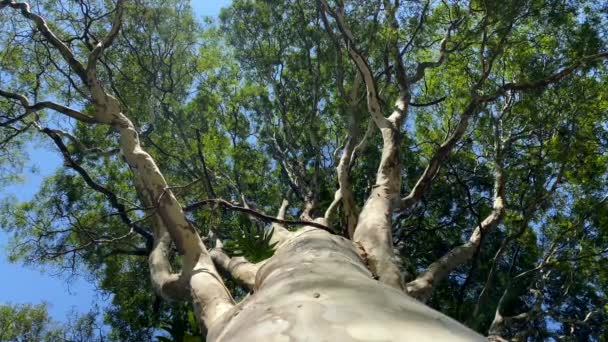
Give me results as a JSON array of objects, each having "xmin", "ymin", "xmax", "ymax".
[
  {"xmin": 0, "ymin": 0, "xmax": 607, "ymax": 341},
  {"xmin": 0, "ymin": 303, "xmax": 102, "ymax": 342}
]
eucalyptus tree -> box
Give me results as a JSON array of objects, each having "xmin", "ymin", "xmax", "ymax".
[
  {"xmin": 0, "ymin": 303, "xmax": 103, "ymax": 342},
  {"xmin": 0, "ymin": 0, "xmax": 607, "ymax": 341},
  {"xmin": 0, "ymin": 303, "xmax": 60, "ymax": 341}
]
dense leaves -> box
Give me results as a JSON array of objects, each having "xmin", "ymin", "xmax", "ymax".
[
  {"xmin": 0, "ymin": 0, "xmax": 607, "ymax": 340},
  {"xmin": 0, "ymin": 303, "xmax": 102, "ymax": 342}
]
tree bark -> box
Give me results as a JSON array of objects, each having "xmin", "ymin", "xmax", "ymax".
[
  {"xmin": 0, "ymin": 2, "xmax": 524, "ymax": 340},
  {"xmin": 407, "ymin": 156, "xmax": 506, "ymax": 301},
  {"xmin": 210, "ymin": 239, "xmax": 261, "ymax": 291},
  {"xmin": 206, "ymin": 226, "xmax": 484, "ymax": 341}
]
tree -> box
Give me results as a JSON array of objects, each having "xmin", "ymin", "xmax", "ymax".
[
  {"xmin": 0, "ymin": 303, "xmax": 60, "ymax": 341},
  {"xmin": 0, "ymin": 303, "xmax": 103, "ymax": 342},
  {"xmin": 0, "ymin": 0, "xmax": 607, "ymax": 340}
]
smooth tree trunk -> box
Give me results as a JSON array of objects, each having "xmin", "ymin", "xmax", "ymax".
[{"xmin": 206, "ymin": 226, "xmax": 484, "ymax": 341}]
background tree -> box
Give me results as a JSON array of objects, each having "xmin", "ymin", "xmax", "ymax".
[
  {"xmin": 0, "ymin": 303, "xmax": 103, "ymax": 341},
  {"xmin": 0, "ymin": 0, "xmax": 607, "ymax": 341}
]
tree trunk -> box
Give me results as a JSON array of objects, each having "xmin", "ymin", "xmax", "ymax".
[{"xmin": 206, "ymin": 227, "xmax": 483, "ymax": 341}]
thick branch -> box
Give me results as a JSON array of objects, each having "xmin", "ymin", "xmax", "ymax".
[
  {"xmin": 3, "ymin": 0, "xmax": 235, "ymax": 328},
  {"xmin": 321, "ymin": 0, "xmax": 408, "ymax": 290},
  {"xmin": 471, "ymin": 164, "xmax": 565, "ymax": 321},
  {"xmin": 398, "ymin": 17, "xmax": 520, "ymax": 213},
  {"xmin": 1, "ymin": 0, "xmax": 87, "ymax": 82},
  {"xmin": 399, "ymin": 99, "xmax": 479, "ymax": 212},
  {"xmin": 406, "ymin": 155, "xmax": 506, "ymax": 301},
  {"xmin": 269, "ymin": 198, "xmax": 293, "ymax": 246},
  {"xmin": 320, "ymin": 0, "xmax": 393, "ymax": 127},
  {"xmin": 86, "ymin": 0, "xmax": 125, "ymax": 72},
  {"xmin": 324, "ymin": 78, "xmax": 362, "ymax": 237},
  {"xmin": 210, "ymin": 239, "xmax": 260, "ymax": 291},
  {"xmin": 42, "ymin": 127, "xmax": 154, "ymax": 246},
  {"xmin": 0, "ymin": 89, "xmax": 97, "ymax": 123},
  {"xmin": 147, "ymin": 209, "xmax": 191, "ymax": 302}
]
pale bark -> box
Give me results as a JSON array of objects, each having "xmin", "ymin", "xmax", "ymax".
[
  {"xmin": 352, "ymin": 114, "xmax": 406, "ymax": 290},
  {"xmin": 88, "ymin": 47, "xmax": 233, "ymax": 331},
  {"xmin": 1, "ymin": 0, "xmax": 235, "ymax": 327},
  {"xmin": 488, "ymin": 287, "xmax": 543, "ymax": 341},
  {"xmin": 406, "ymin": 157, "xmax": 506, "ymax": 301},
  {"xmin": 207, "ymin": 226, "xmax": 484, "ymax": 341},
  {"xmin": 322, "ymin": 0, "xmax": 407, "ymax": 290},
  {"xmin": 147, "ymin": 211, "xmax": 190, "ymax": 301},
  {"xmin": 324, "ymin": 77, "xmax": 361, "ymax": 237},
  {"xmin": 210, "ymin": 239, "xmax": 261, "ymax": 291},
  {"xmin": 95, "ymin": 74, "xmax": 234, "ymax": 329},
  {"xmin": 269, "ymin": 198, "xmax": 293, "ymax": 247},
  {"xmin": 0, "ymin": 2, "xmax": 564, "ymax": 340}
]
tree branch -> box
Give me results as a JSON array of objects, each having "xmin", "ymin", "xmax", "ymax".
[
  {"xmin": 407, "ymin": 18, "xmax": 464, "ymax": 84},
  {"xmin": 269, "ymin": 198, "xmax": 293, "ymax": 246},
  {"xmin": 0, "ymin": 89, "xmax": 97, "ymax": 123},
  {"xmin": 1, "ymin": 0, "xmax": 87, "ymax": 82},
  {"xmin": 42, "ymin": 127, "xmax": 154, "ymax": 246},
  {"xmin": 86, "ymin": 0, "xmax": 125, "ymax": 72},
  {"xmin": 321, "ymin": 0, "xmax": 407, "ymax": 290},
  {"xmin": 481, "ymin": 52, "xmax": 608, "ymax": 102},
  {"xmin": 324, "ymin": 76, "xmax": 362, "ymax": 237},
  {"xmin": 399, "ymin": 99, "xmax": 480, "ymax": 212},
  {"xmin": 4, "ymin": 0, "xmax": 235, "ymax": 326},
  {"xmin": 406, "ymin": 143, "xmax": 507, "ymax": 301},
  {"xmin": 184, "ymin": 198, "xmax": 332, "ymax": 232},
  {"xmin": 210, "ymin": 238, "xmax": 260, "ymax": 291}
]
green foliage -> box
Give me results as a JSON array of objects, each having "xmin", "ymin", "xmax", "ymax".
[
  {"xmin": 1, "ymin": 0, "xmax": 608, "ymax": 340},
  {"xmin": 223, "ymin": 221, "xmax": 277, "ymax": 263},
  {"xmin": 0, "ymin": 303, "xmax": 102, "ymax": 342},
  {"xmin": 156, "ymin": 306, "xmax": 204, "ymax": 342},
  {"xmin": 0, "ymin": 303, "xmax": 60, "ymax": 342}
]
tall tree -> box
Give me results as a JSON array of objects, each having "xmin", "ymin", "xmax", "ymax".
[{"xmin": 0, "ymin": 0, "xmax": 607, "ymax": 340}]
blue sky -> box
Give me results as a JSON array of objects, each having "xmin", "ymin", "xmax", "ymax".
[
  {"xmin": 0, "ymin": 0, "xmax": 232, "ymax": 323},
  {"xmin": 192, "ymin": 0, "xmax": 232, "ymax": 17}
]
